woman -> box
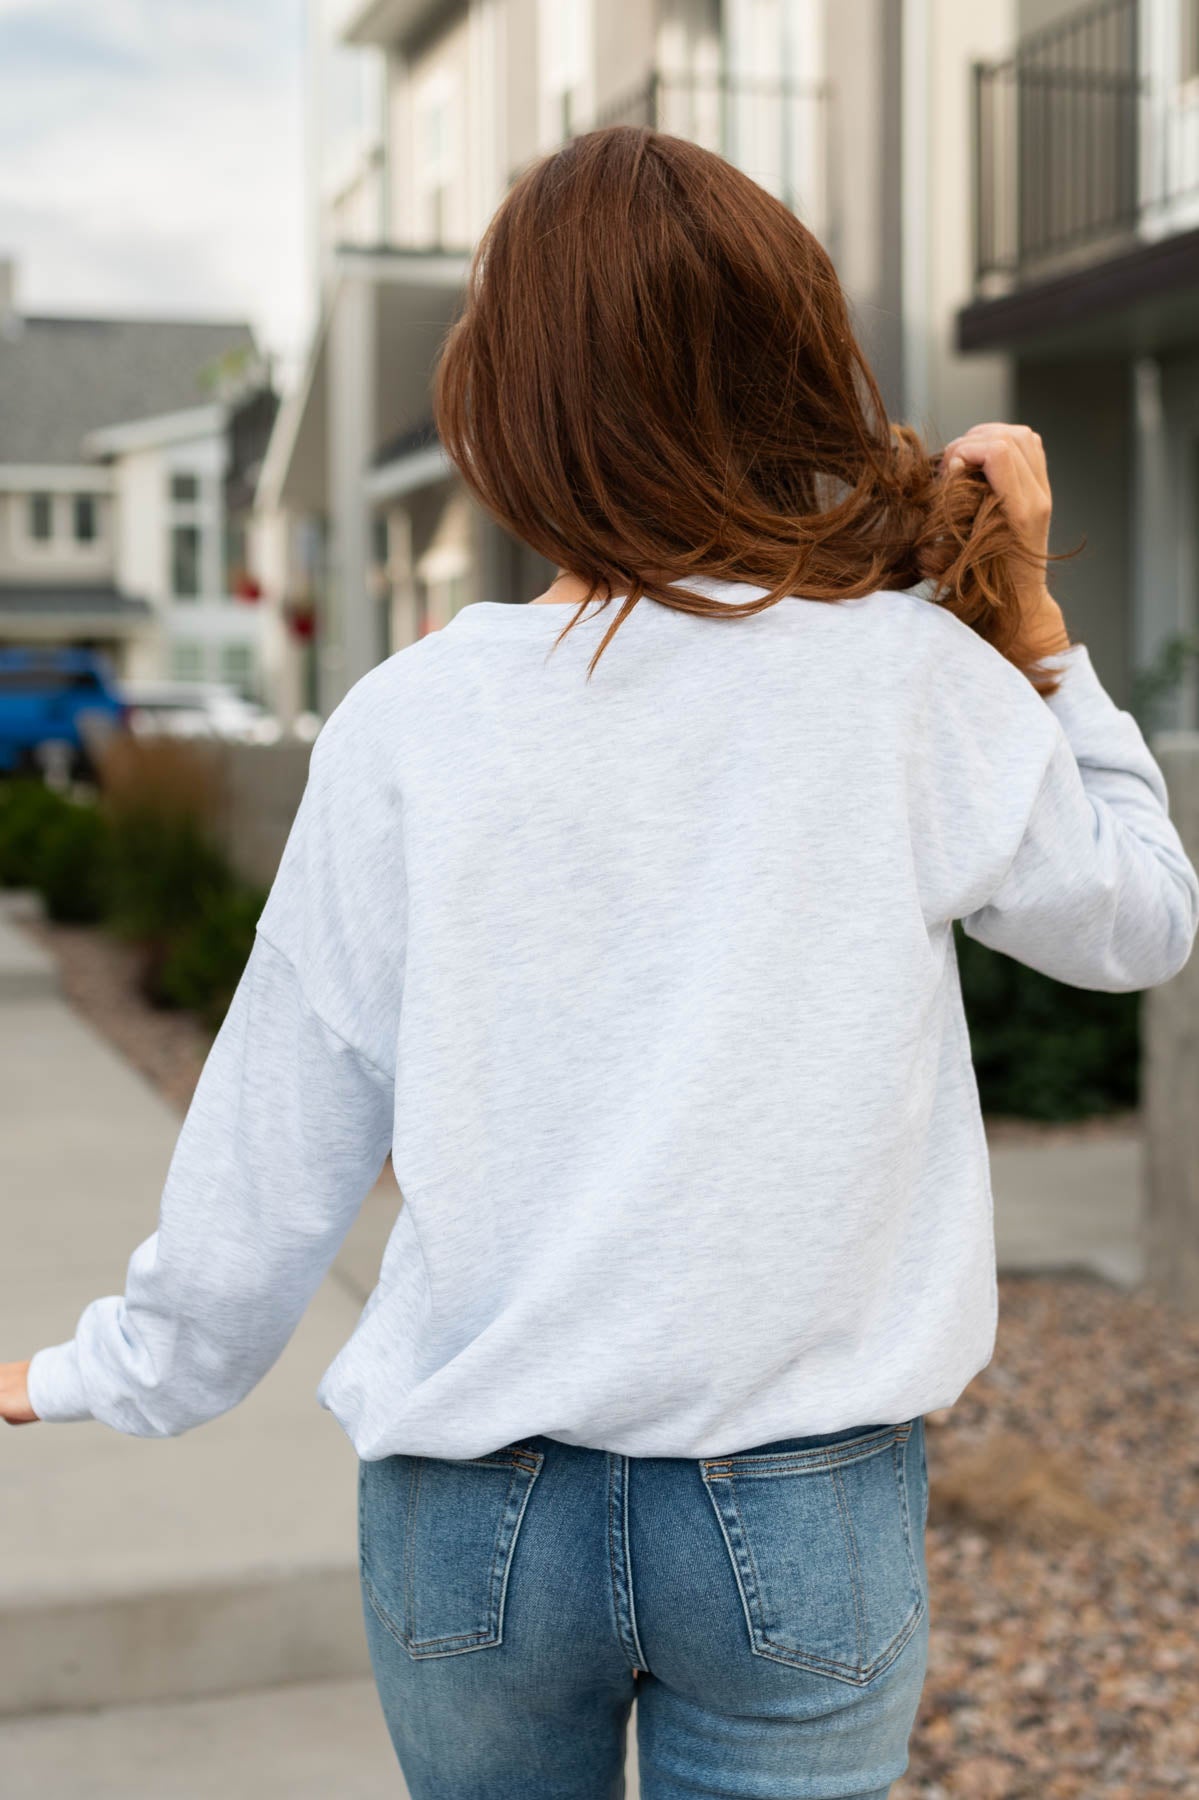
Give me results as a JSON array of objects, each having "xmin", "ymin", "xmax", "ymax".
[{"xmin": 4, "ymin": 127, "xmax": 1197, "ymax": 1798}]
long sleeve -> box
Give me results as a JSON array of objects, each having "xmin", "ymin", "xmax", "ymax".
[
  {"xmin": 26, "ymin": 936, "xmax": 394, "ymax": 1431},
  {"xmin": 957, "ymin": 642, "xmax": 1199, "ymax": 992},
  {"xmin": 27, "ymin": 672, "xmax": 407, "ymax": 1433}
]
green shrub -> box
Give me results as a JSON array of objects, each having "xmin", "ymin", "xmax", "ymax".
[
  {"xmin": 34, "ymin": 801, "xmax": 112, "ymax": 924},
  {"xmin": 102, "ymin": 810, "xmax": 235, "ymax": 944},
  {"xmin": 0, "ymin": 780, "xmax": 73, "ymax": 887},
  {"xmin": 157, "ymin": 883, "xmax": 266, "ymax": 1029},
  {"xmin": 955, "ymin": 923, "xmax": 1139, "ymax": 1121}
]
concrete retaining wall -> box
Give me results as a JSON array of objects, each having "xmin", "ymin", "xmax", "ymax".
[
  {"xmin": 211, "ymin": 741, "xmax": 313, "ymax": 890},
  {"xmin": 1143, "ymin": 732, "xmax": 1199, "ymax": 1312}
]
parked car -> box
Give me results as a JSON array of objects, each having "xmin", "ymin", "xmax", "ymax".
[
  {"xmin": 0, "ymin": 648, "xmax": 127, "ymax": 778},
  {"xmin": 119, "ymin": 680, "xmax": 281, "ymax": 745}
]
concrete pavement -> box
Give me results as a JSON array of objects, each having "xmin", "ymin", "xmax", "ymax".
[
  {"xmin": 1, "ymin": 896, "xmax": 402, "ymax": 1716},
  {"xmin": 0, "ymin": 1676, "xmax": 646, "ymax": 1798}
]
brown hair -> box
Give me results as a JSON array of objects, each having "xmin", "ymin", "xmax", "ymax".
[{"xmin": 433, "ymin": 125, "xmax": 1077, "ymax": 692}]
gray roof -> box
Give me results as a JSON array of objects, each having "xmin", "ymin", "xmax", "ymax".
[
  {"xmin": 0, "ymin": 583, "xmax": 151, "ymax": 617},
  {"xmin": 0, "ymin": 315, "xmax": 256, "ymax": 466}
]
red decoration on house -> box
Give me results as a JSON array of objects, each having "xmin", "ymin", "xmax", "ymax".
[
  {"xmin": 286, "ymin": 602, "xmax": 317, "ymax": 642},
  {"xmin": 232, "ymin": 570, "xmax": 263, "ymax": 602}
]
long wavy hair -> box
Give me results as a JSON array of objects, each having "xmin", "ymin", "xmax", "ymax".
[{"xmin": 433, "ymin": 124, "xmax": 1078, "ymax": 693}]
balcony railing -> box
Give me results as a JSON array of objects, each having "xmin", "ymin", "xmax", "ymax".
[
  {"xmin": 974, "ymin": 0, "xmax": 1199, "ymax": 288},
  {"xmin": 560, "ymin": 70, "xmax": 837, "ymax": 252}
]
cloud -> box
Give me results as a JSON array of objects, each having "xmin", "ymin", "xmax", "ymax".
[{"xmin": 0, "ymin": 0, "xmax": 309, "ymax": 366}]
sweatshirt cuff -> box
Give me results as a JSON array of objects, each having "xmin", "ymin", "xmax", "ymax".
[{"xmin": 26, "ymin": 1341, "xmax": 94, "ymax": 1423}]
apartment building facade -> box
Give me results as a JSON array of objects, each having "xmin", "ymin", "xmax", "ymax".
[
  {"xmin": 957, "ymin": 0, "xmax": 1199, "ymax": 724},
  {"xmin": 258, "ymin": 0, "xmax": 1029, "ymax": 719}
]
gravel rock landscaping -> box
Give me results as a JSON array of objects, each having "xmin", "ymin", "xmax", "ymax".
[
  {"xmin": 899, "ymin": 1274, "xmax": 1199, "ymax": 1799},
  {"xmin": 18, "ymin": 912, "xmax": 1199, "ymax": 1798}
]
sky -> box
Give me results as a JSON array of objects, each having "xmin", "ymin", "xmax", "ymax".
[{"xmin": 0, "ymin": 0, "xmax": 310, "ymax": 378}]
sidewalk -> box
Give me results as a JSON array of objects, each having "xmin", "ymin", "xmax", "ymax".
[
  {"xmin": 0, "ymin": 1674, "xmax": 647, "ymax": 1797},
  {"xmin": 0, "ymin": 897, "xmax": 400, "ymax": 1718},
  {"xmin": 0, "ymin": 891, "xmax": 1145, "ymax": 1784}
]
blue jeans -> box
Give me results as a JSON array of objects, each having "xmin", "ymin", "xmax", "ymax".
[{"xmin": 358, "ymin": 1416, "xmax": 930, "ymax": 1799}]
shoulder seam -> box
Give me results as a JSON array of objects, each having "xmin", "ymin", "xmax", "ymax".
[{"xmin": 251, "ymin": 926, "xmax": 395, "ymax": 1086}]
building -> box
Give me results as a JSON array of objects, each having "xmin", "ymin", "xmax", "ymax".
[
  {"xmin": 272, "ymin": 1, "xmax": 1176, "ymax": 722},
  {"xmin": 0, "ymin": 256, "xmax": 279, "ymax": 698},
  {"xmin": 957, "ymin": 0, "xmax": 1199, "ymax": 726}
]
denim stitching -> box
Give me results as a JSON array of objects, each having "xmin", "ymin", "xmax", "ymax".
[
  {"xmin": 699, "ymin": 1471, "xmax": 763, "ymax": 1657},
  {"xmin": 364, "ymin": 1571, "xmax": 496, "ymax": 1655},
  {"xmin": 606, "ymin": 1454, "xmax": 640, "ymax": 1671},
  {"xmin": 477, "ymin": 1464, "xmax": 519, "ymax": 1645},
  {"xmin": 719, "ymin": 1471, "xmax": 771, "ymax": 1648},
  {"xmin": 894, "ymin": 1430, "xmax": 924, "ymax": 1599},
  {"xmin": 751, "ymin": 1590, "xmax": 926, "ymax": 1685},
  {"xmin": 702, "ymin": 1427, "xmax": 925, "ymax": 1685},
  {"xmin": 703, "ymin": 1422, "xmax": 911, "ymax": 1479},
  {"xmin": 364, "ymin": 1570, "xmax": 411, "ymax": 1653},
  {"xmin": 828, "ymin": 1457, "xmax": 869, "ymax": 1672},
  {"xmin": 368, "ymin": 1453, "xmax": 545, "ymax": 1658},
  {"xmin": 403, "ymin": 1456, "xmax": 423, "ymax": 1646},
  {"xmin": 621, "ymin": 1454, "xmax": 648, "ymax": 1672},
  {"xmin": 490, "ymin": 1454, "xmax": 543, "ymax": 1650}
]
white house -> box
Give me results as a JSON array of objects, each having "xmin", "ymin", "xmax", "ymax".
[{"xmin": 0, "ymin": 258, "xmax": 278, "ymax": 699}]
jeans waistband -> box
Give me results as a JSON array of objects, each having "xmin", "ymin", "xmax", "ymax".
[{"xmin": 522, "ymin": 1421, "xmax": 903, "ymax": 1461}]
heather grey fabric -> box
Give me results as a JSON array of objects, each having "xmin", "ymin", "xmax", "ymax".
[{"xmin": 27, "ymin": 579, "xmax": 1199, "ymax": 1458}]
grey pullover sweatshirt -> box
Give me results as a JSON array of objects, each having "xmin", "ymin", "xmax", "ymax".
[{"xmin": 26, "ymin": 578, "xmax": 1199, "ymax": 1459}]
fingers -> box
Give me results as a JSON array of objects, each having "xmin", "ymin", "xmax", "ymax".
[
  {"xmin": 942, "ymin": 422, "xmax": 1047, "ymax": 492},
  {"xmin": 947, "ymin": 436, "xmax": 1049, "ymax": 518},
  {"xmin": 937, "ymin": 422, "xmax": 1053, "ymax": 585}
]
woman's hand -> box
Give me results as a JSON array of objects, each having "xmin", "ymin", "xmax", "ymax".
[
  {"xmin": 941, "ymin": 420, "xmax": 1072, "ymax": 661},
  {"xmin": 1, "ymin": 1361, "xmax": 38, "ymax": 1425}
]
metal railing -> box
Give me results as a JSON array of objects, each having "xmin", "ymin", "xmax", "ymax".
[
  {"xmin": 511, "ymin": 70, "xmax": 837, "ymax": 251},
  {"xmin": 974, "ymin": 0, "xmax": 1199, "ymax": 287}
]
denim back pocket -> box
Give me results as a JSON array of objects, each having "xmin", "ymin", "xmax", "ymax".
[
  {"xmin": 359, "ymin": 1443, "xmax": 544, "ymax": 1659},
  {"xmin": 701, "ymin": 1421, "xmax": 925, "ymax": 1686}
]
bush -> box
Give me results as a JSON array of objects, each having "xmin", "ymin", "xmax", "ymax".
[
  {"xmin": 103, "ymin": 809, "xmax": 235, "ymax": 945},
  {"xmin": 0, "ymin": 754, "xmax": 262, "ymax": 1032},
  {"xmin": 157, "ymin": 883, "xmax": 266, "ymax": 1029},
  {"xmin": 0, "ymin": 780, "xmax": 72, "ymax": 887},
  {"xmin": 34, "ymin": 801, "xmax": 112, "ymax": 924},
  {"xmin": 955, "ymin": 922, "xmax": 1140, "ymax": 1121}
]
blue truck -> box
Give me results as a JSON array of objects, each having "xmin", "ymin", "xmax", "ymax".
[{"xmin": 0, "ymin": 648, "xmax": 128, "ymax": 777}]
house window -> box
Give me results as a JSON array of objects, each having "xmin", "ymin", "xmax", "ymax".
[
  {"xmin": 171, "ymin": 525, "xmax": 201, "ymax": 599},
  {"xmin": 170, "ymin": 641, "xmax": 205, "ymax": 681},
  {"xmin": 73, "ymin": 494, "xmax": 97, "ymax": 543},
  {"xmin": 28, "ymin": 493, "xmax": 53, "ymax": 541},
  {"xmin": 170, "ymin": 471, "xmax": 200, "ymax": 504},
  {"xmin": 219, "ymin": 641, "xmax": 254, "ymax": 693}
]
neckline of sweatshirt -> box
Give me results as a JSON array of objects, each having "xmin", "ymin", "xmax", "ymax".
[{"xmin": 448, "ymin": 576, "xmax": 791, "ymax": 635}]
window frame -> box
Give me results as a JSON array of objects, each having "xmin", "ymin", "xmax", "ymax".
[
  {"xmin": 27, "ymin": 491, "xmax": 55, "ymax": 545},
  {"xmin": 170, "ymin": 522, "xmax": 202, "ymax": 601},
  {"xmin": 73, "ymin": 493, "xmax": 98, "ymax": 545}
]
